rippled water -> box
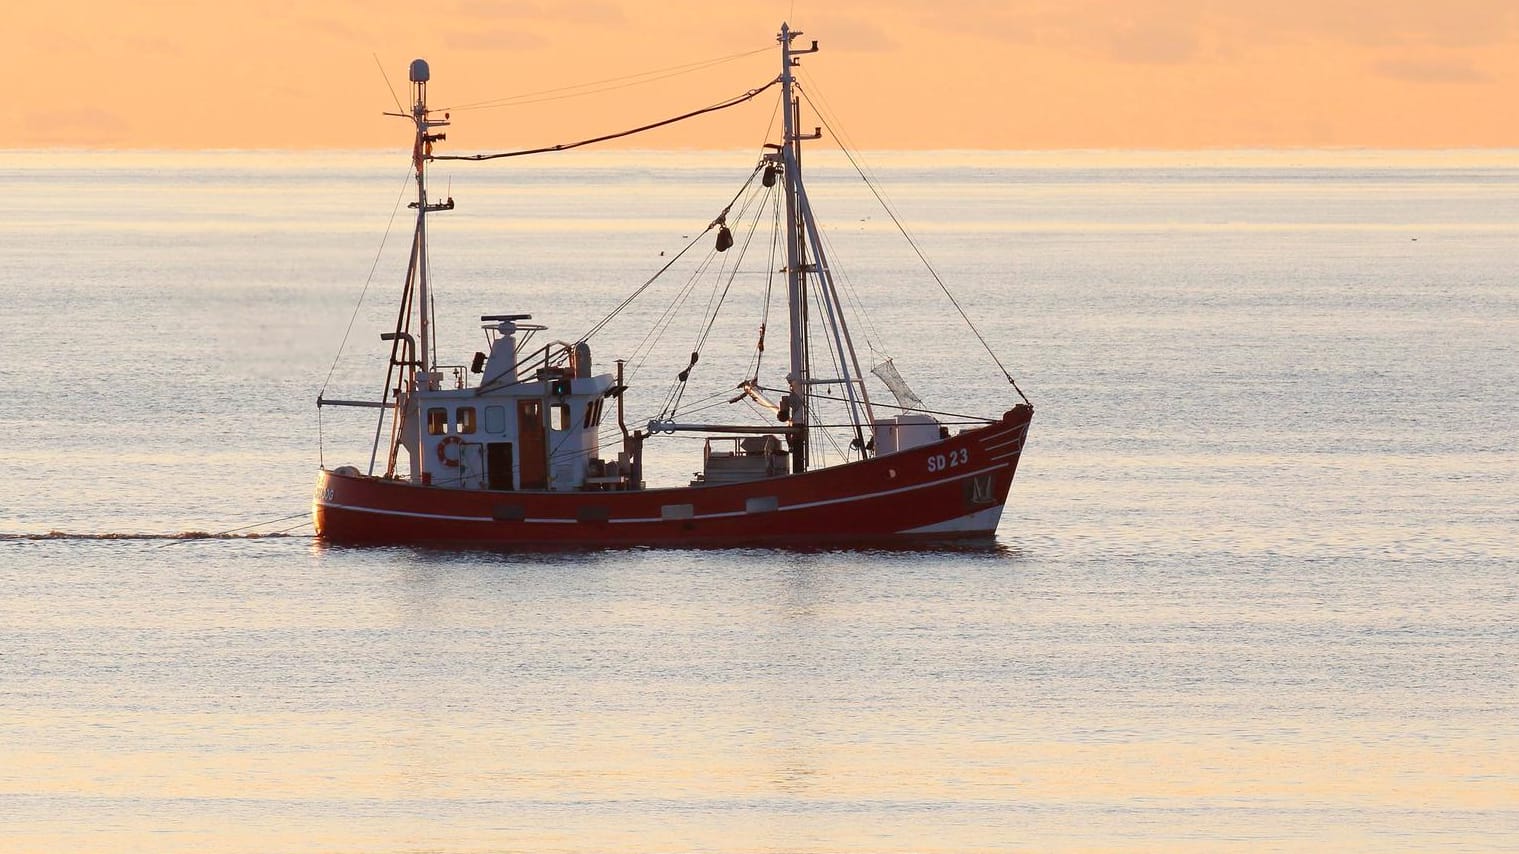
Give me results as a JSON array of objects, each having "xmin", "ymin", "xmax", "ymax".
[{"xmin": 1, "ymin": 150, "xmax": 1516, "ymax": 851}]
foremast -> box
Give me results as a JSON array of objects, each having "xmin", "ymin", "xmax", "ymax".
[
  {"xmin": 777, "ymin": 25, "xmax": 873, "ymax": 473},
  {"xmin": 379, "ymin": 59, "xmax": 453, "ymax": 478}
]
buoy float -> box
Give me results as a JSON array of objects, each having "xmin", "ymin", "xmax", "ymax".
[{"xmin": 436, "ymin": 435, "xmax": 464, "ymax": 467}]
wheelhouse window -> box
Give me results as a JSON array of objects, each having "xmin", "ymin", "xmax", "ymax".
[
  {"xmin": 484, "ymin": 405, "xmax": 506, "ymax": 434},
  {"xmin": 583, "ymin": 399, "xmax": 604, "ymax": 430},
  {"xmin": 427, "ymin": 407, "xmax": 447, "ymax": 436},
  {"xmin": 456, "ymin": 406, "xmax": 477, "ymax": 434},
  {"xmin": 550, "ymin": 403, "xmax": 572, "ymax": 432}
]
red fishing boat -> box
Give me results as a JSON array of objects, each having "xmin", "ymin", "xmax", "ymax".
[{"xmin": 313, "ymin": 25, "xmax": 1033, "ymax": 547}]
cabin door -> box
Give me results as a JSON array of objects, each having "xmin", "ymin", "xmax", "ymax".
[
  {"xmin": 486, "ymin": 442, "xmax": 514, "ymax": 490},
  {"xmin": 516, "ymin": 400, "xmax": 548, "ymax": 490}
]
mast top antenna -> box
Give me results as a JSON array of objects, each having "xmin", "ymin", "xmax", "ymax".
[{"xmin": 409, "ymin": 59, "xmax": 430, "ymax": 84}]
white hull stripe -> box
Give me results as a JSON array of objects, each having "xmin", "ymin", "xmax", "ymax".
[
  {"xmin": 319, "ymin": 463, "xmax": 1006, "ymax": 526},
  {"xmin": 315, "ymin": 502, "xmax": 491, "ymax": 523}
]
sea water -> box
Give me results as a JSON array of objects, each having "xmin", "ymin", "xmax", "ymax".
[{"xmin": 1, "ymin": 149, "xmax": 1515, "ymax": 851}]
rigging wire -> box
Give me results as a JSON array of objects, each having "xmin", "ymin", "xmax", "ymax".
[
  {"xmin": 373, "ymin": 53, "xmax": 406, "ymax": 114},
  {"xmin": 749, "ymin": 384, "xmax": 995, "ymax": 423},
  {"xmin": 745, "ymin": 194, "xmax": 783, "ymax": 382},
  {"xmin": 583, "ymin": 108, "xmax": 784, "ymax": 400},
  {"xmin": 627, "ymin": 248, "xmax": 720, "ymax": 388},
  {"xmin": 606, "ymin": 99, "xmax": 788, "ymax": 422},
  {"xmin": 580, "ymin": 163, "xmax": 767, "ymax": 344},
  {"xmin": 795, "ymin": 80, "xmax": 1030, "ymax": 406},
  {"xmin": 319, "ymin": 161, "xmax": 415, "ymax": 477},
  {"xmin": 688, "ymin": 175, "xmax": 772, "ymax": 358},
  {"xmin": 432, "ymin": 78, "xmax": 780, "ymax": 162},
  {"xmin": 805, "ymin": 272, "xmax": 860, "ymax": 466},
  {"xmin": 759, "ymin": 88, "xmax": 783, "ymax": 154},
  {"xmin": 810, "ymin": 205, "xmax": 886, "ymax": 356},
  {"xmin": 660, "ymin": 177, "xmax": 774, "ymax": 418},
  {"xmin": 598, "ymin": 385, "xmax": 755, "ymax": 450},
  {"xmin": 319, "ymin": 164, "xmax": 417, "ymax": 399},
  {"xmin": 438, "ymin": 45, "xmax": 772, "ymax": 112},
  {"xmin": 655, "ymin": 251, "xmax": 730, "ymax": 418},
  {"xmin": 584, "ymin": 232, "xmax": 711, "ymax": 346}
]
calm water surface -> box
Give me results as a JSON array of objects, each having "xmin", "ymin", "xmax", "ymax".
[{"xmin": 1, "ymin": 149, "xmax": 1516, "ymax": 851}]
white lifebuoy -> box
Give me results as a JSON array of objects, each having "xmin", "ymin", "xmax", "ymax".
[{"xmin": 436, "ymin": 435, "xmax": 464, "ymax": 467}]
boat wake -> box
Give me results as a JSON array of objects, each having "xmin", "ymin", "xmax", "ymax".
[{"xmin": 1, "ymin": 531, "xmax": 304, "ymax": 542}]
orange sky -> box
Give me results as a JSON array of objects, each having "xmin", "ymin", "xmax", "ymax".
[{"xmin": 13, "ymin": 0, "xmax": 1519, "ymax": 150}]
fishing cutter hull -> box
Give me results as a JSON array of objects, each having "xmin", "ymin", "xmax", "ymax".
[
  {"xmin": 314, "ymin": 405, "xmax": 1031, "ymax": 548},
  {"xmin": 312, "ymin": 30, "xmax": 1036, "ymax": 551}
]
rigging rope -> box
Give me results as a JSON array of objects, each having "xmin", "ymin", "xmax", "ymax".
[
  {"xmin": 810, "ymin": 204, "xmax": 887, "ymax": 357},
  {"xmin": 637, "ymin": 256, "xmax": 715, "ymax": 380},
  {"xmin": 805, "ymin": 271, "xmax": 867, "ymax": 462},
  {"xmin": 580, "ymin": 163, "xmax": 767, "ymax": 345},
  {"xmin": 797, "ymin": 84, "xmax": 1031, "ymax": 407},
  {"xmin": 373, "ymin": 52, "xmax": 406, "ymax": 114},
  {"xmin": 746, "ymin": 194, "xmax": 782, "ymax": 382},
  {"xmin": 689, "ymin": 177, "xmax": 771, "ymax": 360},
  {"xmin": 319, "ymin": 164, "xmax": 416, "ymax": 400},
  {"xmin": 586, "ymin": 233, "xmax": 711, "ymax": 347},
  {"xmin": 661, "ymin": 176, "xmax": 774, "ymax": 419},
  {"xmin": 432, "ymin": 79, "xmax": 780, "ymax": 162},
  {"xmin": 749, "ymin": 385, "xmax": 996, "ymax": 424}
]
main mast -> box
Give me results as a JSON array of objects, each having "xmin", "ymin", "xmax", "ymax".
[
  {"xmin": 779, "ymin": 24, "xmax": 818, "ymax": 473},
  {"xmin": 777, "ymin": 26, "xmax": 873, "ymax": 471}
]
